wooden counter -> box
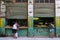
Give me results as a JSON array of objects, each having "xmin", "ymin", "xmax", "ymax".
[
  {"xmin": 5, "ymin": 25, "xmax": 28, "ymax": 29},
  {"xmin": 34, "ymin": 25, "xmax": 47, "ymax": 28}
]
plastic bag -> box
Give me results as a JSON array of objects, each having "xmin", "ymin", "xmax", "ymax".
[{"xmin": 15, "ymin": 32, "xmax": 18, "ymax": 38}]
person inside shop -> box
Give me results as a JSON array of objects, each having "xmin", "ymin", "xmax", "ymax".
[
  {"xmin": 48, "ymin": 22, "xmax": 55, "ymax": 38},
  {"xmin": 12, "ymin": 22, "xmax": 19, "ymax": 38}
]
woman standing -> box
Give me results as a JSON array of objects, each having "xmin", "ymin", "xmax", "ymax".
[
  {"xmin": 48, "ymin": 22, "xmax": 55, "ymax": 38},
  {"xmin": 12, "ymin": 22, "xmax": 19, "ymax": 38}
]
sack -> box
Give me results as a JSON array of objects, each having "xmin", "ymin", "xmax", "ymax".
[{"xmin": 50, "ymin": 29, "xmax": 54, "ymax": 33}]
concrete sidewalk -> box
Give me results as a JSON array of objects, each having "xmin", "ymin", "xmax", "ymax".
[{"xmin": 0, "ymin": 37, "xmax": 60, "ymax": 40}]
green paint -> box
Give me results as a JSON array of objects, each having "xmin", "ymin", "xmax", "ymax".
[
  {"xmin": 5, "ymin": 28, "xmax": 49, "ymax": 37},
  {"xmin": 5, "ymin": 28, "xmax": 13, "ymax": 36},
  {"xmin": 28, "ymin": 16, "xmax": 34, "ymax": 36},
  {"xmin": 18, "ymin": 29, "xmax": 27, "ymax": 36},
  {"xmin": 0, "ymin": 18, "xmax": 5, "ymax": 35},
  {"xmin": 5, "ymin": 29, "xmax": 27, "ymax": 37},
  {"xmin": 56, "ymin": 16, "xmax": 60, "ymax": 36},
  {"xmin": 34, "ymin": 28, "xmax": 49, "ymax": 36}
]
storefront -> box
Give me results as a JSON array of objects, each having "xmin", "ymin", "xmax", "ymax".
[{"xmin": 0, "ymin": 0, "xmax": 60, "ymax": 37}]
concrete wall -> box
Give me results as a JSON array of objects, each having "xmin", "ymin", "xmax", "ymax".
[
  {"xmin": 5, "ymin": 28, "xmax": 28, "ymax": 37},
  {"xmin": 6, "ymin": 3, "xmax": 28, "ymax": 19},
  {"xmin": 34, "ymin": 3, "xmax": 54, "ymax": 17},
  {"xmin": 5, "ymin": 28, "xmax": 49, "ymax": 37},
  {"xmin": 6, "ymin": 3, "xmax": 55, "ymax": 18}
]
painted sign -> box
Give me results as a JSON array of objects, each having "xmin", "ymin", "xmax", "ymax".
[
  {"xmin": 0, "ymin": 1, "xmax": 6, "ymax": 17},
  {"xmin": 28, "ymin": 0, "xmax": 33, "ymax": 27},
  {"xmin": 55, "ymin": 0, "xmax": 60, "ymax": 16},
  {"xmin": 28, "ymin": 0, "xmax": 33, "ymax": 16},
  {"xmin": 28, "ymin": 0, "xmax": 34, "ymax": 36},
  {"xmin": 55, "ymin": 0, "xmax": 60, "ymax": 27},
  {"xmin": 55, "ymin": 0, "xmax": 60, "ymax": 36}
]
